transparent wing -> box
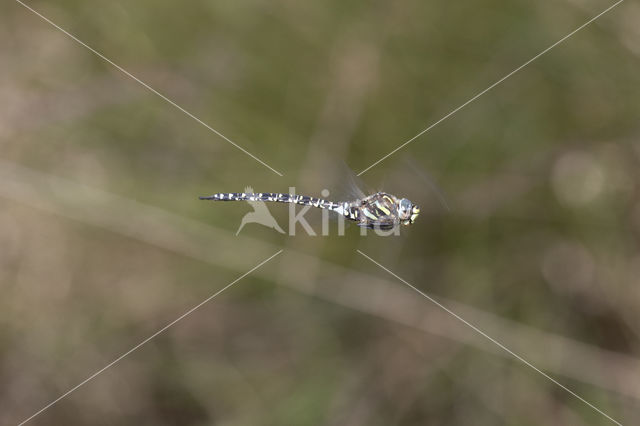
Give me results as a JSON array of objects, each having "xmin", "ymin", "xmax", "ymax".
[
  {"xmin": 341, "ymin": 160, "xmax": 367, "ymax": 200},
  {"xmin": 321, "ymin": 160, "xmax": 368, "ymax": 202},
  {"xmin": 405, "ymin": 158, "xmax": 451, "ymax": 212}
]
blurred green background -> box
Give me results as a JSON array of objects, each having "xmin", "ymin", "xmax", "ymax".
[{"xmin": 1, "ymin": 0, "xmax": 640, "ymax": 424}]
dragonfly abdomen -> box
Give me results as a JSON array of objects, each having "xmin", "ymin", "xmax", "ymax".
[{"xmin": 199, "ymin": 192, "xmax": 343, "ymax": 210}]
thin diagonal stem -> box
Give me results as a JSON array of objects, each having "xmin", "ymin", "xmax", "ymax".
[
  {"xmin": 17, "ymin": 250, "xmax": 283, "ymax": 426},
  {"xmin": 14, "ymin": 0, "xmax": 284, "ymax": 176},
  {"xmin": 357, "ymin": 249, "xmax": 622, "ymax": 426},
  {"xmin": 357, "ymin": 0, "xmax": 624, "ymax": 176}
]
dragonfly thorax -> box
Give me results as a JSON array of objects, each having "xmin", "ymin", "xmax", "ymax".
[{"xmin": 354, "ymin": 192, "xmax": 420, "ymax": 228}]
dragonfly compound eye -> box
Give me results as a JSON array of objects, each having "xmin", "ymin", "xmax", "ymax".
[{"xmin": 398, "ymin": 198, "xmax": 411, "ymax": 214}]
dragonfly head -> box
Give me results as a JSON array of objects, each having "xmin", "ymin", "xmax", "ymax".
[{"xmin": 398, "ymin": 198, "xmax": 420, "ymax": 225}]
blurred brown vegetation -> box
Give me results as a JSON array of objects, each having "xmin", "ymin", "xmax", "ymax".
[{"xmin": 1, "ymin": 0, "xmax": 640, "ymax": 425}]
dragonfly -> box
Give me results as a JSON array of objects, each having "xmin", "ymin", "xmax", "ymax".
[{"xmin": 199, "ymin": 191, "xmax": 420, "ymax": 229}]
